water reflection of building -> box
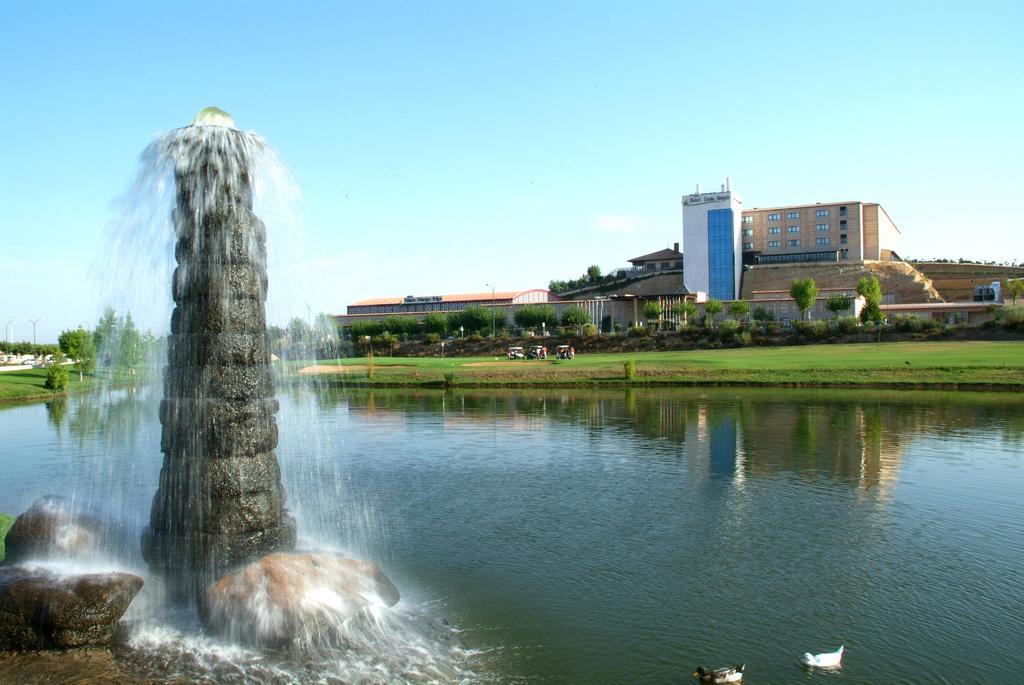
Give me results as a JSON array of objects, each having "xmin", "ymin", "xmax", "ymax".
[{"xmin": 341, "ymin": 390, "xmax": 923, "ymax": 497}]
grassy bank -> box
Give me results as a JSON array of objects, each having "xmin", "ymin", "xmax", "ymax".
[
  {"xmin": 0, "ymin": 513, "xmax": 15, "ymax": 563},
  {"xmin": 0, "ymin": 367, "xmax": 107, "ymax": 404},
  {"xmin": 298, "ymin": 340, "xmax": 1024, "ymax": 390}
]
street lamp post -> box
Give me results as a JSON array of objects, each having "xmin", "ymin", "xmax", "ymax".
[
  {"xmin": 27, "ymin": 318, "xmax": 41, "ymax": 347},
  {"xmin": 486, "ymin": 283, "xmax": 496, "ymax": 338}
]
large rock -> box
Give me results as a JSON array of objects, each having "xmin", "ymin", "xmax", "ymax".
[
  {"xmin": 0, "ymin": 565, "xmax": 143, "ymax": 650},
  {"xmin": 203, "ymin": 552, "xmax": 399, "ymax": 647},
  {"xmin": 3, "ymin": 496, "xmax": 109, "ymax": 564}
]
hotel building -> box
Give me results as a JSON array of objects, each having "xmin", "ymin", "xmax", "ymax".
[
  {"xmin": 741, "ymin": 201, "xmax": 901, "ymax": 265},
  {"xmin": 682, "ymin": 180, "xmax": 903, "ymax": 299},
  {"xmin": 681, "ymin": 182, "xmax": 744, "ymax": 301}
]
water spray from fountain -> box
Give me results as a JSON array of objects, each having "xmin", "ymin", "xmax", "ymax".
[
  {"xmin": 140, "ymin": 107, "xmax": 297, "ymax": 605},
  {"xmin": 1, "ymin": 107, "xmax": 479, "ymax": 683}
]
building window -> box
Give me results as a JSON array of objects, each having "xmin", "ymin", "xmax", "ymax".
[
  {"xmin": 768, "ymin": 213, "xmax": 780, "ymax": 221},
  {"xmin": 768, "ymin": 240, "xmax": 781, "ymax": 248},
  {"xmin": 743, "ymin": 216, "xmax": 753, "ymax": 223},
  {"xmin": 840, "ymin": 234, "xmax": 848, "ymax": 244},
  {"xmin": 787, "ymin": 211, "xmax": 799, "ymax": 219},
  {"xmin": 707, "ymin": 208, "xmax": 736, "ymax": 300},
  {"xmin": 816, "ymin": 223, "xmax": 829, "ymax": 231},
  {"xmin": 743, "ymin": 242, "xmax": 753, "ymax": 250},
  {"xmin": 817, "ymin": 237, "xmax": 830, "ymax": 245},
  {"xmin": 742, "ymin": 228, "xmax": 753, "ymax": 237},
  {"xmin": 768, "ymin": 227, "xmax": 781, "ymax": 235},
  {"xmin": 839, "ymin": 206, "xmax": 848, "ymax": 217},
  {"xmin": 840, "ymin": 219, "xmax": 847, "ymax": 228},
  {"xmin": 788, "ymin": 239, "xmax": 801, "ymax": 247},
  {"xmin": 787, "ymin": 225, "xmax": 800, "ymax": 233},
  {"xmin": 816, "ymin": 209, "xmax": 829, "ymax": 217},
  {"xmin": 841, "ymin": 249, "xmax": 849, "ymax": 260}
]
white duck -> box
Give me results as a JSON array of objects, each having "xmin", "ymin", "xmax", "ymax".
[{"xmin": 800, "ymin": 645, "xmax": 844, "ymax": 668}]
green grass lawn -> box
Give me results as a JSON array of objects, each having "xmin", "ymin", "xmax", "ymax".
[
  {"xmin": 0, "ymin": 513, "xmax": 15, "ymax": 563},
  {"xmin": 301, "ymin": 341, "xmax": 1024, "ymax": 389},
  {"xmin": 0, "ymin": 367, "xmax": 102, "ymax": 403}
]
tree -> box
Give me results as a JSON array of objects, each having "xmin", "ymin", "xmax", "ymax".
[
  {"xmin": 642, "ymin": 301, "xmax": 662, "ymax": 329},
  {"xmin": 44, "ymin": 358, "xmax": 69, "ymax": 393},
  {"xmin": 349, "ymin": 321, "xmax": 383, "ymax": 339},
  {"xmin": 1005, "ymin": 279, "xmax": 1024, "ymax": 304},
  {"xmin": 288, "ymin": 316, "xmax": 312, "ymax": 343},
  {"xmin": 857, "ymin": 275, "xmax": 884, "ymax": 323},
  {"xmin": 423, "ymin": 312, "xmax": 448, "ymax": 336},
  {"xmin": 790, "ymin": 278, "xmax": 819, "ymax": 320},
  {"xmin": 560, "ymin": 306, "xmax": 591, "ymax": 331},
  {"xmin": 728, "ymin": 300, "xmax": 750, "ymax": 321},
  {"xmin": 93, "ymin": 307, "xmax": 119, "ymax": 368},
  {"xmin": 825, "ymin": 294, "xmax": 851, "ymax": 318},
  {"xmin": 514, "ymin": 304, "xmax": 557, "ymax": 332},
  {"xmin": 58, "ymin": 327, "xmax": 96, "ymax": 382},
  {"xmin": 752, "ymin": 306, "xmax": 775, "ymax": 322},
  {"xmin": 586, "ymin": 265, "xmax": 602, "ymax": 283},
  {"xmin": 383, "ymin": 316, "xmax": 420, "ymax": 337},
  {"xmin": 704, "ymin": 298, "xmax": 723, "ymax": 327},
  {"xmin": 450, "ymin": 305, "xmax": 492, "ymax": 335},
  {"xmin": 672, "ymin": 301, "xmax": 697, "ymax": 327},
  {"xmin": 119, "ymin": 312, "xmax": 144, "ymax": 373},
  {"xmin": 314, "ymin": 313, "xmax": 339, "ymax": 340},
  {"xmin": 376, "ymin": 331, "xmax": 399, "ymax": 356}
]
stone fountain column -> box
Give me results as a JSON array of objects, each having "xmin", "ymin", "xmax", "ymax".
[{"xmin": 143, "ymin": 109, "xmax": 296, "ymax": 603}]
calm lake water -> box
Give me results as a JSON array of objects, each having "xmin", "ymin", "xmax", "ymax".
[{"xmin": 1, "ymin": 386, "xmax": 1022, "ymax": 684}]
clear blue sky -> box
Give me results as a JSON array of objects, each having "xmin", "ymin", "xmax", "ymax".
[{"xmin": 2, "ymin": 1, "xmax": 1021, "ymax": 342}]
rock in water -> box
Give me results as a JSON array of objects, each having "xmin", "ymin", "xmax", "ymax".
[
  {"xmin": 203, "ymin": 552, "xmax": 400, "ymax": 648},
  {"xmin": 4, "ymin": 496, "xmax": 109, "ymax": 563},
  {"xmin": 0, "ymin": 566, "xmax": 143, "ymax": 650}
]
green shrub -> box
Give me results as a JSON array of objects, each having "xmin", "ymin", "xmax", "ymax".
[
  {"xmin": 443, "ymin": 372, "xmax": 455, "ymax": 389},
  {"xmin": 44, "ymin": 362, "xmax": 69, "ymax": 392},
  {"xmin": 892, "ymin": 314, "xmax": 923, "ymax": 333},
  {"xmin": 468, "ymin": 332, "xmax": 484, "ymax": 342},
  {"xmin": 994, "ymin": 305, "xmax": 1024, "ymax": 331},
  {"xmin": 752, "ymin": 306, "xmax": 775, "ymax": 322},
  {"xmin": 624, "ymin": 359, "xmax": 637, "ymax": 380},
  {"xmin": 795, "ymin": 320, "xmax": 829, "ymax": 340},
  {"xmin": 425, "ymin": 333, "xmax": 441, "ymax": 344},
  {"xmin": 581, "ymin": 323, "xmax": 598, "ymax": 337},
  {"xmin": 738, "ymin": 331, "xmax": 752, "ymax": 346},
  {"xmin": 836, "ymin": 316, "xmax": 860, "ymax": 335},
  {"xmin": 716, "ymin": 319, "xmax": 741, "ymax": 342},
  {"xmin": 628, "ymin": 325, "xmax": 647, "ymax": 337}
]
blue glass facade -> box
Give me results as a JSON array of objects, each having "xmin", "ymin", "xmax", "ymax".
[{"xmin": 707, "ymin": 208, "xmax": 735, "ymax": 299}]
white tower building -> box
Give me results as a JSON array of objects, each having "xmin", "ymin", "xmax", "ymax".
[{"xmin": 682, "ymin": 179, "xmax": 743, "ymax": 300}]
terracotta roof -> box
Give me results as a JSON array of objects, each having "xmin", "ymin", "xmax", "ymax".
[
  {"xmin": 349, "ymin": 296, "xmax": 404, "ymax": 307},
  {"xmin": 349, "ymin": 289, "xmax": 549, "ymax": 307},
  {"xmin": 629, "ymin": 248, "xmax": 682, "ymax": 263},
  {"xmin": 441, "ymin": 291, "xmax": 521, "ymax": 302}
]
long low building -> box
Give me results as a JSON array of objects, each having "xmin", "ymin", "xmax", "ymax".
[
  {"xmin": 337, "ymin": 288, "xmax": 701, "ymax": 333},
  {"xmin": 346, "ymin": 289, "xmax": 553, "ymax": 317}
]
